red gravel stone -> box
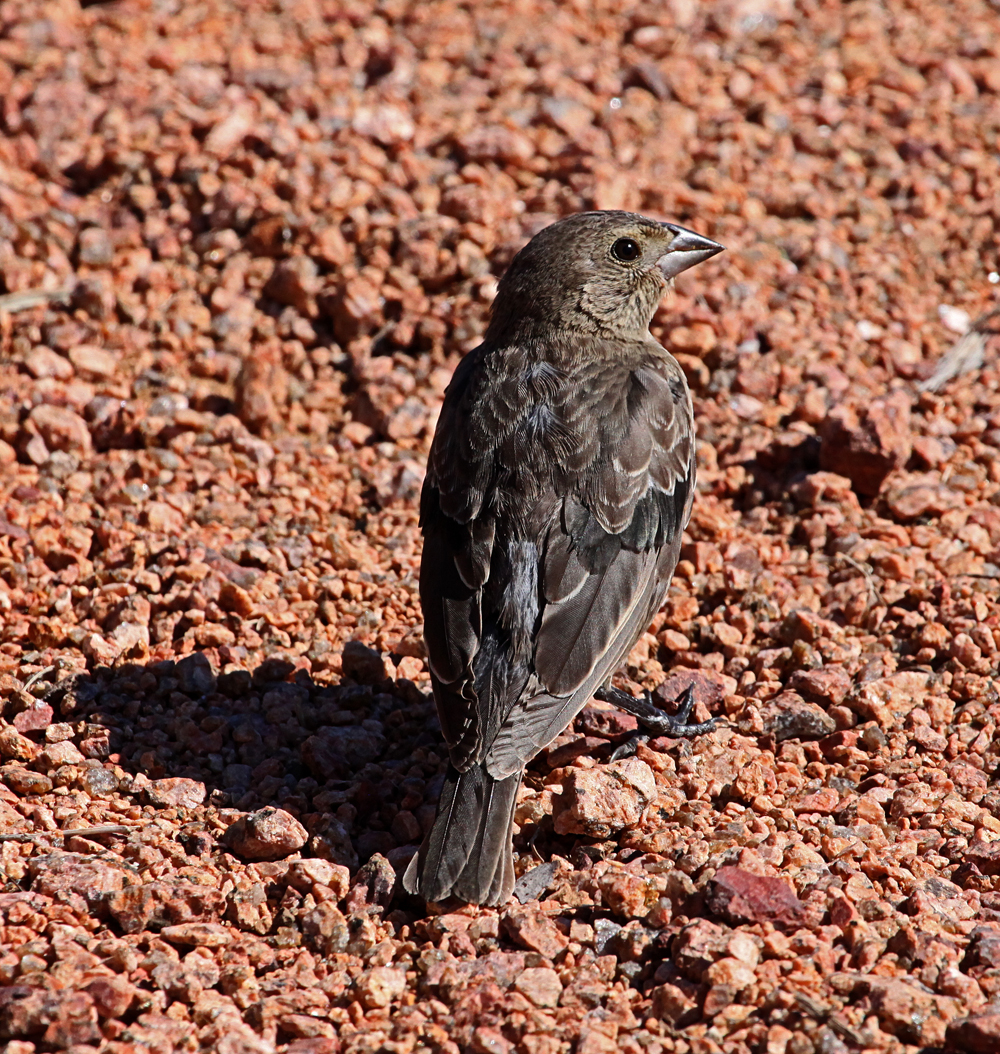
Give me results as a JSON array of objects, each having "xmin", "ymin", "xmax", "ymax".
[
  {"xmin": 707, "ymin": 867, "xmax": 809, "ymax": 930},
  {"xmin": 820, "ymin": 390, "xmax": 913, "ymax": 496},
  {"xmin": 503, "ymin": 908, "xmax": 569, "ymax": 960},
  {"xmin": 12, "ymin": 705, "xmax": 54, "ymax": 734},
  {"xmin": 948, "ymin": 1012, "xmax": 1000, "ymax": 1054},
  {"xmin": 554, "ymin": 758, "xmax": 657, "ymax": 839},
  {"xmin": 221, "ymin": 808, "xmax": 308, "ymax": 862}
]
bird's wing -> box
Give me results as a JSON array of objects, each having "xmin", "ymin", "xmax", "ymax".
[
  {"xmin": 419, "ymin": 348, "xmax": 497, "ymax": 770},
  {"xmin": 486, "ymin": 359, "xmax": 695, "ymax": 778}
]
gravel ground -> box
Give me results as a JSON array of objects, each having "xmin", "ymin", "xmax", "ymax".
[{"xmin": 3, "ymin": 0, "xmax": 1000, "ymax": 1051}]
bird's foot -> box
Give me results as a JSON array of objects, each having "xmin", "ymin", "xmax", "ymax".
[{"xmin": 594, "ymin": 683, "xmax": 716, "ymax": 760}]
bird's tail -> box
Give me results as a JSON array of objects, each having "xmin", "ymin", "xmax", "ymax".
[{"xmin": 403, "ymin": 762, "xmax": 522, "ymax": 906}]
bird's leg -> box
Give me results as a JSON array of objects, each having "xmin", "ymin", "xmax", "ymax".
[{"xmin": 595, "ymin": 684, "xmax": 716, "ymax": 761}]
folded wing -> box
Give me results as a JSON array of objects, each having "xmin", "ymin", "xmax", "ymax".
[{"xmin": 485, "ymin": 361, "xmax": 695, "ymax": 777}]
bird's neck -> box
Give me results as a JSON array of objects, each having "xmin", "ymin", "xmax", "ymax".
[{"xmin": 484, "ymin": 317, "xmax": 655, "ymax": 359}]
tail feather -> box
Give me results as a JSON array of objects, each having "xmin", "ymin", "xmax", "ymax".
[
  {"xmin": 482, "ymin": 778, "xmax": 520, "ymax": 905},
  {"xmin": 403, "ymin": 763, "xmax": 521, "ymax": 906}
]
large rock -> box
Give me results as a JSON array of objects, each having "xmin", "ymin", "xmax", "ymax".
[
  {"xmin": 0, "ymin": 986, "xmax": 99, "ymax": 1048},
  {"xmin": 819, "ymin": 389, "xmax": 911, "ymax": 496},
  {"xmin": 503, "ymin": 907, "xmax": 569, "ymax": 959},
  {"xmin": 514, "ymin": 967, "xmax": 563, "ymax": 1008},
  {"xmin": 24, "ymin": 404, "xmax": 93, "ymax": 459},
  {"xmin": 145, "ymin": 777, "xmax": 207, "ymax": 810},
  {"xmin": 862, "ymin": 977, "xmax": 962, "ymax": 1047},
  {"xmin": 554, "ymin": 757, "xmax": 657, "ymax": 839},
  {"xmin": 29, "ymin": 852, "xmax": 127, "ymax": 913},
  {"xmin": 759, "ymin": 692, "xmax": 836, "ymax": 742},
  {"xmin": 354, "ymin": 965, "xmax": 407, "ymax": 1009},
  {"xmin": 948, "ymin": 1011, "xmax": 1000, "ymax": 1053},
  {"xmin": 707, "ymin": 866, "xmax": 808, "ymax": 930},
  {"xmin": 106, "ymin": 879, "xmax": 226, "ymax": 933},
  {"xmin": 221, "ymin": 808, "xmax": 307, "ymax": 861}
]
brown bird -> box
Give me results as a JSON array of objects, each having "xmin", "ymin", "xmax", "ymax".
[{"xmin": 403, "ymin": 211, "xmax": 724, "ymax": 906}]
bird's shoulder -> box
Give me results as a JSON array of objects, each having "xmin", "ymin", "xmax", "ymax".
[
  {"xmin": 556, "ymin": 339, "xmax": 694, "ymax": 532},
  {"xmin": 430, "ymin": 334, "xmax": 690, "ymax": 466}
]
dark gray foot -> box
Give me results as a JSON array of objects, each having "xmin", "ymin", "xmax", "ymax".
[{"xmin": 594, "ymin": 684, "xmax": 716, "ymax": 760}]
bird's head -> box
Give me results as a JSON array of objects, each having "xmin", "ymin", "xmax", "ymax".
[{"xmin": 486, "ymin": 210, "xmax": 724, "ymax": 343}]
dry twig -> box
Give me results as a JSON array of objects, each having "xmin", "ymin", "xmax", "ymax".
[
  {"xmin": 0, "ymin": 824, "xmax": 133, "ymax": 843},
  {"xmin": 0, "ymin": 286, "xmax": 74, "ymax": 313},
  {"xmin": 837, "ymin": 552, "xmax": 885, "ymax": 609},
  {"xmin": 919, "ymin": 304, "xmax": 1000, "ymax": 392}
]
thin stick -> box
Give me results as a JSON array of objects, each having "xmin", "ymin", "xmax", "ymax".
[
  {"xmin": 61, "ymin": 824, "xmax": 133, "ymax": 838},
  {"xmin": 22, "ymin": 666, "xmax": 55, "ymax": 691},
  {"xmin": 837, "ymin": 552, "xmax": 885, "ymax": 608},
  {"xmin": 0, "ymin": 287, "xmax": 74, "ymax": 313},
  {"xmin": 0, "ymin": 824, "xmax": 133, "ymax": 843},
  {"xmin": 919, "ymin": 304, "xmax": 1000, "ymax": 393}
]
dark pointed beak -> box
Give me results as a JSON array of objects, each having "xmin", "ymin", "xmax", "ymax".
[{"xmin": 657, "ymin": 224, "xmax": 725, "ymax": 279}]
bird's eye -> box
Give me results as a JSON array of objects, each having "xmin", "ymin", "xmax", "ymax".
[{"xmin": 611, "ymin": 237, "xmax": 642, "ymax": 262}]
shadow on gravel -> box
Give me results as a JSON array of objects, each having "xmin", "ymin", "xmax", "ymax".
[
  {"xmin": 42, "ymin": 645, "xmax": 443, "ymax": 878},
  {"xmin": 19, "ymin": 644, "xmax": 702, "ymax": 906},
  {"xmin": 8, "ymin": 648, "xmax": 735, "ymax": 1002},
  {"xmin": 46, "ymin": 646, "xmax": 660, "ymax": 873}
]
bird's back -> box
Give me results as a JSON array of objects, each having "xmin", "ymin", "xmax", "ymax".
[{"xmin": 420, "ymin": 333, "xmax": 695, "ymax": 777}]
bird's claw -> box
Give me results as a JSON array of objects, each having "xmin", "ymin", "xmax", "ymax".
[
  {"xmin": 670, "ymin": 684, "xmax": 698, "ymax": 728},
  {"xmin": 609, "ymin": 734, "xmax": 648, "ymax": 762},
  {"xmin": 594, "ymin": 683, "xmax": 717, "ymax": 747}
]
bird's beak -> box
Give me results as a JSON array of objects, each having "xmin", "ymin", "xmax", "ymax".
[{"xmin": 657, "ymin": 224, "xmax": 725, "ymax": 279}]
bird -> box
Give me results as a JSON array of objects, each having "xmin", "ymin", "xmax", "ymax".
[{"xmin": 403, "ymin": 210, "xmax": 724, "ymax": 907}]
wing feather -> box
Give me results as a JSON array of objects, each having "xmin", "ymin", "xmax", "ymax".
[
  {"xmin": 485, "ymin": 352, "xmax": 695, "ymax": 778},
  {"xmin": 534, "ymin": 541, "xmax": 653, "ymax": 695}
]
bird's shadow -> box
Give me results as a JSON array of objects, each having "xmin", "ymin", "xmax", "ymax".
[
  {"xmin": 31, "ymin": 652, "xmax": 441, "ymax": 876},
  {"xmin": 12, "ymin": 654, "xmax": 718, "ymax": 994},
  {"xmin": 27, "ymin": 653, "xmax": 668, "ymax": 893}
]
